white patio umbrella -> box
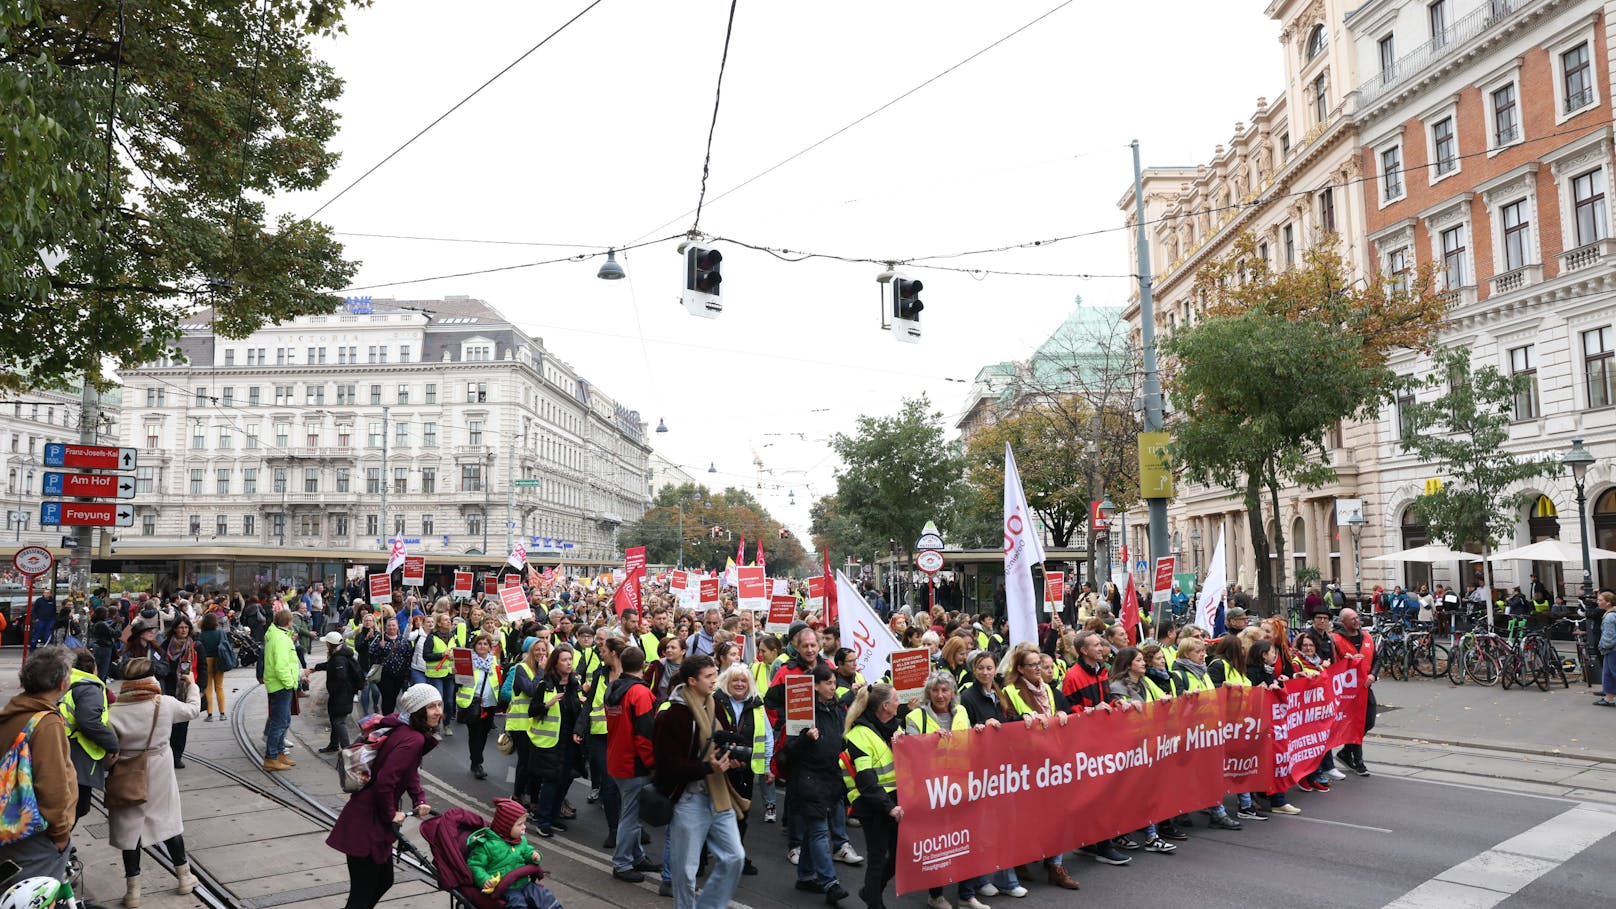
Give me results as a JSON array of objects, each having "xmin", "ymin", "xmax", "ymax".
[
  {"xmin": 1366, "ymin": 544, "xmax": 1482, "ymax": 563},
  {"xmin": 1487, "ymin": 539, "xmax": 1616, "ymax": 563}
]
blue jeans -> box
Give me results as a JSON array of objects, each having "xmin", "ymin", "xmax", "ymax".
[
  {"xmin": 992, "ymin": 868, "xmax": 1021, "ymax": 890},
  {"xmin": 829, "ymin": 799, "xmax": 849, "ymax": 849},
  {"xmin": 668, "ymin": 790, "xmax": 744, "ymax": 909},
  {"xmin": 757, "ymin": 774, "xmax": 776, "ymax": 808},
  {"xmin": 264, "ymin": 688, "xmax": 293, "ymax": 759},
  {"xmin": 589, "ymin": 738, "xmax": 620, "ymax": 833},
  {"xmin": 359, "ymin": 680, "xmax": 381, "ymax": 716},
  {"xmin": 611, "ymin": 775, "xmax": 651, "ymax": 873},
  {"xmin": 430, "ymin": 675, "xmax": 457, "ymax": 722},
  {"xmin": 796, "ymin": 814, "xmax": 838, "ymax": 888}
]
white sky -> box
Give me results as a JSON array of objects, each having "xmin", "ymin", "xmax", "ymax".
[{"xmin": 275, "ymin": 0, "xmax": 1280, "ymax": 537}]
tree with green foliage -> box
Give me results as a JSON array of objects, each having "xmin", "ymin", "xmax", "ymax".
[
  {"xmin": 1, "ymin": 0, "xmax": 364, "ymax": 391},
  {"xmin": 1397, "ymin": 347, "xmax": 1558, "ymax": 602},
  {"xmin": 619, "ymin": 483, "xmax": 806, "ymax": 574},
  {"xmin": 829, "ymin": 396, "xmax": 963, "ymax": 562}
]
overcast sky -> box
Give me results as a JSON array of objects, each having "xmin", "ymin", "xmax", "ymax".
[{"xmin": 273, "ymin": 0, "xmax": 1279, "ymax": 538}]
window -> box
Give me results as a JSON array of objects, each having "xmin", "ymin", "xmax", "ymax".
[
  {"xmin": 243, "ymin": 515, "xmax": 255, "ymax": 537},
  {"xmin": 274, "ymin": 385, "xmax": 293, "ymax": 406},
  {"xmin": 246, "ymin": 426, "xmax": 259, "ymax": 450},
  {"xmin": 216, "ymin": 469, "xmax": 230, "ymax": 495},
  {"xmin": 1283, "ymin": 224, "xmax": 1296, "ymax": 267},
  {"xmin": 1380, "ymin": 146, "xmax": 1404, "ymax": 200},
  {"xmin": 1573, "ymin": 169, "xmax": 1607, "ymax": 245},
  {"xmin": 1313, "ymin": 72, "xmax": 1329, "ymax": 124},
  {"xmin": 216, "ymin": 515, "xmax": 229, "ymax": 537},
  {"xmin": 305, "ymin": 385, "xmax": 325, "ymax": 406},
  {"xmin": 421, "ymin": 514, "xmax": 433, "ymax": 536},
  {"xmin": 276, "ymin": 348, "xmax": 287, "ymax": 366},
  {"xmin": 393, "ymin": 514, "xmax": 406, "ymax": 536},
  {"xmin": 368, "ymin": 422, "xmax": 383, "ymax": 448},
  {"xmin": 337, "ymin": 425, "xmax": 352, "ymax": 448},
  {"xmin": 1305, "ymin": 24, "xmax": 1327, "ymax": 61},
  {"xmin": 218, "ymin": 427, "xmax": 232, "ymax": 449},
  {"xmin": 304, "ymin": 468, "xmax": 319, "ymax": 493},
  {"xmin": 366, "ymin": 468, "xmax": 382, "ymax": 494},
  {"xmin": 243, "ymin": 468, "xmax": 257, "ymax": 494},
  {"xmin": 395, "ymin": 422, "xmax": 409, "ymax": 447},
  {"xmin": 336, "ymin": 468, "xmax": 350, "ymax": 493},
  {"xmin": 1510, "ymin": 345, "xmax": 1540, "ymax": 420},
  {"xmin": 338, "ymin": 346, "xmax": 350, "ymax": 366},
  {"xmin": 189, "ymin": 515, "xmax": 201, "ymax": 537},
  {"xmin": 468, "ymin": 420, "xmax": 484, "ymax": 445},
  {"xmin": 142, "ymin": 515, "xmax": 156, "ymax": 537},
  {"xmin": 136, "ymin": 466, "xmax": 154, "ymax": 494},
  {"xmin": 1440, "ymin": 225, "xmax": 1467, "ymax": 288},
  {"xmin": 462, "ymin": 464, "xmax": 483, "ymax": 492},
  {"xmin": 271, "ymin": 513, "xmax": 285, "ymax": 540},
  {"xmin": 306, "ymin": 429, "xmax": 318, "ymax": 449},
  {"xmin": 1563, "ymin": 42, "xmax": 1593, "ymax": 113},
  {"xmin": 1429, "ymin": 0, "xmax": 1448, "ymax": 45},
  {"xmin": 1431, "ymin": 117, "xmax": 1456, "ymax": 176},
  {"xmin": 1500, "ymin": 199, "xmax": 1530, "ymax": 271},
  {"xmin": 306, "ymin": 347, "xmax": 317, "ymax": 364},
  {"xmin": 400, "ymin": 345, "xmax": 411, "ymax": 363},
  {"xmin": 189, "ymin": 469, "xmax": 204, "ymax": 495},
  {"xmin": 273, "ymin": 467, "xmax": 287, "ymax": 494},
  {"xmin": 423, "ymin": 423, "xmax": 438, "ymax": 448},
  {"xmin": 333, "ymin": 515, "xmax": 348, "ymax": 537},
  {"xmin": 274, "ymin": 423, "xmax": 289, "ymax": 449},
  {"xmin": 468, "ymin": 514, "xmax": 483, "ymax": 537},
  {"xmin": 1377, "ymin": 34, "xmax": 1395, "ymax": 83},
  {"xmin": 421, "ymin": 467, "xmax": 436, "ymax": 494},
  {"xmin": 397, "ymin": 384, "xmax": 410, "ymax": 405},
  {"xmin": 1584, "ymin": 327, "xmax": 1615, "ymax": 408},
  {"xmin": 367, "ymin": 345, "xmax": 378, "ymax": 364},
  {"xmin": 221, "ymin": 387, "xmax": 233, "ymax": 407},
  {"xmin": 377, "ymin": 345, "xmax": 388, "ymax": 364},
  {"xmin": 1386, "ymin": 246, "xmax": 1409, "ymax": 294},
  {"xmin": 194, "ymin": 387, "xmax": 207, "ymax": 407},
  {"xmin": 365, "ymin": 514, "xmax": 378, "ymax": 536},
  {"xmin": 191, "ymin": 425, "xmax": 205, "ymax": 449},
  {"xmin": 1491, "ymin": 84, "xmax": 1519, "ymax": 146},
  {"xmin": 247, "ymin": 386, "xmax": 260, "ymax": 406},
  {"xmin": 1318, "ymin": 188, "xmax": 1335, "ymax": 234},
  {"xmin": 393, "ymin": 468, "xmax": 408, "ymax": 495},
  {"xmin": 337, "ymin": 384, "xmax": 354, "ymax": 405},
  {"xmin": 425, "ymin": 383, "xmax": 437, "ymax": 404},
  {"xmin": 468, "ymin": 382, "xmax": 487, "ymax": 403},
  {"xmin": 370, "ymin": 385, "xmax": 382, "ymax": 406},
  {"xmin": 144, "ymin": 424, "xmax": 160, "ymax": 449},
  {"xmin": 1257, "ymin": 241, "xmax": 1269, "ymax": 265},
  {"xmin": 1396, "ymin": 382, "xmax": 1416, "ymax": 441},
  {"xmin": 224, "ymin": 349, "xmax": 235, "ymax": 366},
  {"xmin": 300, "ymin": 515, "xmax": 321, "ymax": 536}
]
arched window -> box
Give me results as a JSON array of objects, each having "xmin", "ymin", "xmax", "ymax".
[
  {"xmin": 1292, "ymin": 516, "xmax": 1308, "ymax": 582},
  {"xmin": 1528, "ymin": 495, "xmax": 1561, "ymax": 598},
  {"xmin": 1594, "ymin": 489, "xmax": 1616, "ymax": 589},
  {"xmin": 1401, "ymin": 506, "xmax": 1431, "ymax": 591},
  {"xmin": 1305, "ymin": 24, "xmax": 1328, "ymax": 61}
]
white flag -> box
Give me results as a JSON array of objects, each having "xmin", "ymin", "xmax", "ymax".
[
  {"xmin": 1196, "ymin": 531, "xmax": 1228, "ymax": 632},
  {"xmin": 386, "ymin": 534, "xmax": 407, "ymax": 574},
  {"xmin": 508, "ymin": 539, "xmax": 528, "ymax": 570},
  {"xmin": 1003, "ymin": 444, "xmax": 1046, "ymax": 647},
  {"xmin": 836, "ymin": 571, "xmax": 901, "ymax": 680}
]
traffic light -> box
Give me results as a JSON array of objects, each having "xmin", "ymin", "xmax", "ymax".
[
  {"xmin": 891, "ymin": 277, "xmax": 922, "ymax": 343},
  {"xmin": 778, "ymin": 527, "xmax": 788, "ymax": 539},
  {"xmin": 680, "ymin": 243, "xmax": 723, "ymax": 318}
]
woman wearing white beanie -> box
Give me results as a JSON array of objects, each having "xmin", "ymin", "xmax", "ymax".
[{"xmin": 327, "ymin": 682, "xmax": 440, "ymax": 909}]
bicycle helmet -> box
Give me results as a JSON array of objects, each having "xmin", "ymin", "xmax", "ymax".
[{"xmin": 1, "ymin": 877, "xmax": 61, "ymax": 909}]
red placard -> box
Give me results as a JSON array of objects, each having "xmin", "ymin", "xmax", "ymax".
[
  {"xmin": 483, "ymin": 576, "xmax": 497, "ymax": 595},
  {"xmin": 784, "ymin": 674, "xmax": 815, "ymax": 735},
  {"xmin": 368, "ymin": 574, "xmax": 392, "ymax": 606},
  {"xmin": 699, "ymin": 578, "xmax": 719, "ymax": 606},
  {"xmin": 500, "ymin": 584, "xmax": 531, "ymax": 622},
  {"xmin": 451, "ymin": 648, "xmax": 475, "ymax": 686},
  {"xmin": 625, "ymin": 545, "xmax": 647, "ymax": 575},
  {"xmin": 1043, "ymin": 572, "xmax": 1064, "ymax": 613},
  {"xmin": 1091, "ymin": 499, "xmax": 1111, "ymax": 531},
  {"xmin": 402, "ymin": 556, "xmax": 426, "ymax": 587},
  {"xmin": 766, "ymin": 594, "xmax": 797, "ymax": 634},
  {"xmin": 453, "ymin": 571, "xmax": 473, "ymax": 599},
  {"xmin": 502, "ymin": 572, "xmax": 522, "ymax": 589},
  {"xmin": 805, "ymin": 575, "xmax": 826, "ymax": 609},
  {"xmin": 890, "ymin": 648, "xmax": 931, "ymax": 702},
  {"xmin": 670, "ymin": 569, "xmax": 688, "ymax": 591},
  {"xmin": 1153, "ymin": 557, "xmax": 1176, "ymax": 604},
  {"xmin": 737, "ymin": 566, "xmax": 767, "ymax": 611}
]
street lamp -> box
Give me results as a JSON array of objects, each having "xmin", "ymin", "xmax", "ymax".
[
  {"xmin": 483, "ymin": 451, "xmax": 495, "ymax": 556},
  {"xmin": 1098, "ymin": 495, "xmax": 1116, "ymax": 588},
  {"xmin": 597, "ymin": 249, "xmax": 626, "ymax": 280},
  {"xmin": 1347, "ymin": 511, "xmax": 1366, "ymax": 607},
  {"xmin": 1562, "ymin": 437, "xmax": 1596, "ymax": 601},
  {"xmin": 15, "ymin": 466, "xmax": 34, "ymax": 542},
  {"xmin": 655, "ymin": 418, "xmax": 668, "ymax": 433}
]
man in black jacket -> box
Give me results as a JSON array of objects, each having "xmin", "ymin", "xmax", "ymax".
[
  {"xmin": 311, "ymin": 632, "xmax": 363, "ymax": 752},
  {"xmin": 653, "ymin": 655, "xmax": 746, "ymax": 909}
]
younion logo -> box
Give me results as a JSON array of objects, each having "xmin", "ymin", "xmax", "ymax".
[{"xmin": 913, "ymin": 829, "xmax": 971, "ymax": 869}]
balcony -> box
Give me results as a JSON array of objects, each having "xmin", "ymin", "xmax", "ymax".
[
  {"xmin": 1558, "ymin": 238, "xmax": 1616, "ymax": 274},
  {"xmin": 1358, "ymin": 0, "xmax": 1529, "ymax": 105},
  {"xmin": 1489, "ymin": 263, "xmax": 1541, "ymax": 296},
  {"xmin": 1438, "ymin": 285, "xmax": 1477, "ymax": 310}
]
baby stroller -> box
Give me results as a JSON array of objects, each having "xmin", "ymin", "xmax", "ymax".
[{"xmin": 418, "ymin": 808, "xmax": 548, "ymax": 909}]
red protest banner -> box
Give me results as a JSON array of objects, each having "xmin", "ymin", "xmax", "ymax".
[
  {"xmin": 499, "ymin": 585, "xmax": 531, "ymax": 622},
  {"xmin": 483, "ymin": 576, "xmax": 497, "ymax": 595},
  {"xmin": 1043, "ymin": 572, "xmax": 1064, "ymax": 613},
  {"xmin": 368, "ymin": 574, "xmax": 391, "ymax": 606},
  {"xmin": 890, "ymin": 648, "xmax": 930, "ymax": 702},
  {"xmin": 737, "ymin": 566, "xmax": 766, "ymax": 611},
  {"xmin": 784, "ymin": 674, "xmax": 815, "ymax": 735},
  {"xmin": 402, "ymin": 556, "xmax": 426, "ymax": 587},
  {"xmin": 1270, "ymin": 662, "xmax": 1368, "ymax": 792},
  {"xmin": 452, "ymin": 648, "xmax": 475, "ymax": 687},
  {"xmin": 806, "ymin": 575, "xmax": 826, "ymax": 610},
  {"xmin": 766, "ymin": 594, "xmax": 797, "ymax": 634},
  {"xmin": 1153, "ymin": 557, "xmax": 1175, "ymax": 605},
  {"xmin": 453, "ymin": 571, "xmax": 473, "ymax": 599},
  {"xmin": 502, "ymin": 572, "xmax": 522, "ymax": 589},
  {"xmin": 894, "ymin": 686, "xmax": 1273, "ymax": 893},
  {"xmin": 699, "ymin": 577, "xmax": 720, "ymax": 607}
]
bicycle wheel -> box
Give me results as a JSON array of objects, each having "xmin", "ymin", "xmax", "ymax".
[
  {"xmin": 1524, "ymin": 643, "xmax": 1551, "ymax": 691},
  {"xmin": 1409, "ymin": 638, "xmax": 1435, "ymax": 677},
  {"xmin": 1448, "ymin": 643, "xmax": 1468, "ymax": 685},
  {"xmin": 1499, "ymin": 649, "xmax": 1517, "ymax": 689},
  {"xmin": 1467, "ymin": 648, "xmax": 1500, "ymax": 686},
  {"xmin": 1385, "ymin": 643, "xmax": 1407, "ymax": 681}
]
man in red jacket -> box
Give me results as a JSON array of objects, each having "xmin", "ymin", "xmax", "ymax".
[
  {"xmin": 605, "ymin": 646, "xmax": 661, "ymax": 882},
  {"xmin": 1331, "ymin": 608, "xmax": 1376, "ymax": 777}
]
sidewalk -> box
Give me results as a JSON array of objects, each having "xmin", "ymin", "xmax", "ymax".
[{"xmin": 1370, "ymin": 673, "xmax": 1616, "ymax": 762}]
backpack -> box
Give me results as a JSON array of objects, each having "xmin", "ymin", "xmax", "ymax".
[
  {"xmin": 217, "ymin": 633, "xmax": 240, "ymax": 673},
  {"xmin": 0, "ymin": 713, "xmax": 53, "ymax": 844},
  {"xmin": 498, "ymin": 661, "xmax": 518, "ymax": 710},
  {"xmin": 337, "ymin": 714, "xmax": 397, "ymax": 793}
]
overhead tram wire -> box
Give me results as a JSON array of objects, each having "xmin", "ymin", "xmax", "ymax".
[
  {"xmin": 690, "ymin": 0, "xmax": 740, "ymax": 235},
  {"xmin": 626, "ymin": 0, "xmax": 1079, "ymax": 245}
]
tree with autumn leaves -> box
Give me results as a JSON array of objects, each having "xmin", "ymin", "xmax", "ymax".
[
  {"xmin": 620, "ymin": 483, "xmax": 807, "ymax": 574},
  {"xmin": 1162, "ymin": 234, "xmax": 1448, "ymax": 611}
]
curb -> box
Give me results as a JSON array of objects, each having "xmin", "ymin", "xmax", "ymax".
[{"xmin": 1368, "ymin": 730, "xmax": 1616, "ymax": 767}]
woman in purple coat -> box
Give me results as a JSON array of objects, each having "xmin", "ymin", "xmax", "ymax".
[{"xmin": 326, "ymin": 683, "xmax": 441, "ymax": 909}]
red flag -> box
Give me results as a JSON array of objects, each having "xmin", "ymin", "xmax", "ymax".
[
  {"xmin": 757, "ymin": 538, "xmax": 766, "ymax": 570},
  {"xmin": 823, "ymin": 549, "xmax": 838, "ymax": 627},
  {"xmin": 737, "ymin": 534, "xmax": 747, "ymax": 567},
  {"xmin": 1121, "ymin": 573, "xmax": 1141, "ymax": 645}
]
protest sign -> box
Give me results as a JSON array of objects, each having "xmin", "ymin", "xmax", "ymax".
[
  {"xmin": 1043, "ymin": 572, "xmax": 1064, "ymax": 614},
  {"xmin": 502, "ymin": 572, "xmax": 522, "ymax": 589},
  {"xmin": 890, "ymin": 649, "xmax": 931, "ymax": 703},
  {"xmin": 1269, "ymin": 662, "xmax": 1368, "ymax": 791},
  {"xmin": 806, "ymin": 576, "xmax": 826, "ymax": 611},
  {"xmin": 368, "ymin": 574, "xmax": 391, "ymax": 606},
  {"xmin": 499, "ymin": 584, "xmax": 531, "ymax": 622},
  {"xmin": 1153, "ymin": 557, "xmax": 1175, "ymax": 605},
  {"xmin": 784, "ymin": 674, "xmax": 815, "ymax": 736},
  {"xmin": 737, "ymin": 566, "xmax": 767, "ymax": 611},
  {"xmin": 483, "ymin": 576, "xmax": 497, "ymax": 595},
  {"xmin": 766, "ymin": 594, "xmax": 797, "ymax": 634},
  {"xmin": 699, "ymin": 578, "xmax": 720, "ymax": 607},
  {"xmin": 452, "ymin": 648, "xmax": 475, "ymax": 687},
  {"xmin": 402, "ymin": 556, "xmax": 426, "ymax": 587},
  {"xmin": 453, "ymin": 571, "xmax": 473, "ymax": 599}
]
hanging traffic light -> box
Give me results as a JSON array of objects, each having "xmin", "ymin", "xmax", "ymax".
[
  {"xmin": 680, "ymin": 242, "xmax": 723, "ymax": 318},
  {"xmin": 890, "ymin": 277, "xmax": 922, "ymax": 343}
]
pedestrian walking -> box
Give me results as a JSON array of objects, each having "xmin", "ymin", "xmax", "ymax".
[
  {"xmin": 606, "ymin": 645, "xmax": 660, "ymax": 883},
  {"xmin": 159, "ymin": 615, "xmax": 201, "ymax": 769},
  {"xmin": 197, "ymin": 613, "xmax": 231, "ymax": 720},
  {"xmin": 62, "ymin": 649, "xmax": 120, "ymax": 822},
  {"xmin": 530, "ymin": 643, "xmax": 582, "ymax": 837},
  {"xmin": 108, "ymin": 657, "xmax": 201, "ymax": 907},
  {"xmin": 653, "ymin": 655, "xmax": 747, "ymax": 909},
  {"xmin": 457, "ymin": 632, "xmax": 502, "ymax": 779},
  {"xmin": 262, "ymin": 608, "xmax": 303, "ymax": 771},
  {"xmin": 0, "ymin": 647, "xmax": 78, "ymax": 883},
  {"xmin": 312, "ymin": 632, "xmax": 364, "ymax": 753}
]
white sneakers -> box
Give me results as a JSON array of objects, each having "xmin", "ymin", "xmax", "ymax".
[
  {"xmin": 976, "ymin": 884, "xmax": 998, "ymax": 897},
  {"xmin": 834, "ymin": 842, "xmax": 864, "ymax": 865},
  {"xmin": 960, "ymin": 898, "xmax": 990, "ymax": 909},
  {"xmin": 927, "ymin": 897, "xmax": 952, "ymax": 909},
  {"xmin": 787, "ymin": 847, "xmax": 800, "ymax": 865},
  {"xmin": 1326, "ymin": 768, "xmax": 1347, "ymax": 781},
  {"xmin": 1270, "ymin": 803, "xmax": 1302, "ymax": 815}
]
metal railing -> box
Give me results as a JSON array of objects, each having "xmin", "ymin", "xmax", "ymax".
[{"xmin": 1359, "ymin": 0, "xmax": 1529, "ymax": 104}]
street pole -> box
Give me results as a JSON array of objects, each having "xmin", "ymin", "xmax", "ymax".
[
  {"xmin": 482, "ymin": 452, "xmax": 492, "ymax": 556},
  {"xmin": 1131, "ymin": 140, "xmax": 1171, "ymax": 577},
  {"xmin": 505, "ymin": 444, "xmax": 514, "ymax": 558},
  {"xmin": 279, "ymin": 472, "xmax": 287, "ymax": 546},
  {"xmin": 1575, "ymin": 477, "xmax": 1593, "ymax": 601},
  {"xmin": 380, "ymin": 405, "xmax": 390, "ymax": 549},
  {"xmin": 677, "ymin": 504, "xmax": 684, "ymax": 569}
]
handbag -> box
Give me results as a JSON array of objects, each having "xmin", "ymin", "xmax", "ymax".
[
  {"xmin": 217, "ymin": 633, "xmax": 239, "ymax": 673},
  {"xmin": 365, "ymin": 663, "xmax": 383, "ymax": 684},
  {"xmin": 106, "ymin": 699, "xmax": 162, "ymax": 808},
  {"xmin": 496, "ymin": 732, "xmax": 515, "ymax": 755},
  {"xmin": 638, "ymin": 785, "xmax": 674, "ymax": 827}
]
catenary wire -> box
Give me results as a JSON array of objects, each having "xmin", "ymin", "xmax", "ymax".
[{"xmin": 691, "ymin": 0, "xmax": 740, "ymax": 234}]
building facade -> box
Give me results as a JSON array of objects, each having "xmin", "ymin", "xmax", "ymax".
[
  {"xmin": 1353, "ymin": 0, "xmax": 1616, "ymax": 594},
  {"xmin": 1120, "ymin": 0, "xmax": 1378, "ymax": 593},
  {"xmin": 117, "ymin": 297, "xmax": 652, "ymax": 564}
]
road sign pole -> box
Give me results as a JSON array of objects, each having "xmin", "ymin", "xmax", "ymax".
[{"xmin": 21, "ymin": 574, "xmax": 34, "ymax": 660}]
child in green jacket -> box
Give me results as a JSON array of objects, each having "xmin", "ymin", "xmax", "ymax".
[{"xmin": 467, "ymin": 799, "xmax": 562, "ymax": 909}]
